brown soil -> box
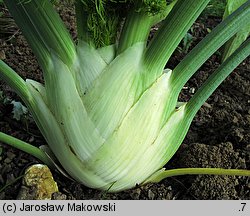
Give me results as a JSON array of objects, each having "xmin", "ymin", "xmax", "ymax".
[{"xmin": 0, "ymin": 5, "xmax": 250, "ymax": 200}]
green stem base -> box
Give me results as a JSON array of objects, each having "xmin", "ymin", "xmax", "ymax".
[
  {"xmin": 144, "ymin": 167, "xmax": 250, "ymax": 184},
  {"xmin": 0, "ymin": 132, "xmax": 53, "ymax": 167}
]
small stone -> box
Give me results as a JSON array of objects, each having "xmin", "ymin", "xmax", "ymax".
[
  {"xmin": 246, "ymin": 115, "xmax": 250, "ymax": 124},
  {"xmin": 4, "ymin": 158, "xmax": 12, "ymax": 164},
  {"xmin": 130, "ymin": 188, "xmax": 141, "ymax": 199},
  {"xmin": 6, "ymin": 173, "xmax": 15, "ymax": 184},
  {"xmin": 148, "ymin": 189, "xmax": 155, "ymax": 200},
  {"xmin": 247, "ymin": 182, "xmax": 250, "ymax": 189},
  {"xmin": 189, "ymin": 87, "xmax": 195, "ymax": 94},
  {"xmin": 6, "ymin": 151, "xmax": 16, "ymax": 160},
  {"xmin": 0, "ymin": 50, "xmax": 6, "ymax": 60},
  {"xmin": 246, "ymin": 145, "xmax": 250, "ymax": 152},
  {"xmin": 232, "ymin": 116, "xmax": 238, "ymax": 123},
  {"xmin": 28, "ymin": 136, "xmax": 35, "ymax": 143},
  {"xmin": 203, "ymin": 102, "xmax": 212, "ymax": 109},
  {"xmin": 20, "ymin": 164, "xmax": 58, "ymax": 200},
  {"xmin": 52, "ymin": 192, "xmax": 67, "ymax": 200}
]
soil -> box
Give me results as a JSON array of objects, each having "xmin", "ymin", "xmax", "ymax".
[{"xmin": 0, "ymin": 4, "xmax": 250, "ymax": 200}]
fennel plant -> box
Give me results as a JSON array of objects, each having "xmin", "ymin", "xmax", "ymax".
[{"xmin": 0, "ymin": 0, "xmax": 250, "ymax": 192}]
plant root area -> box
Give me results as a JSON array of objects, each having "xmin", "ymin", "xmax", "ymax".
[{"xmin": 0, "ymin": 6, "xmax": 249, "ymax": 200}]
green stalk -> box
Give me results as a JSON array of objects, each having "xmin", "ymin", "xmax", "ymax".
[
  {"xmin": 186, "ymin": 38, "xmax": 250, "ymax": 119},
  {"xmin": 0, "ymin": 132, "xmax": 53, "ymax": 167},
  {"xmin": 75, "ymin": 0, "xmax": 91, "ymax": 43},
  {"xmin": 144, "ymin": 0, "xmax": 210, "ymax": 83},
  {"xmin": 117, "ymin": 0, "xmax": 178, "ymax": 54},
  {"xmin": 0, "ymin": 60, "xmax": 29, "ymax": 102},
  {"xmin": 156, "ymin": 1, "xmax": 250, "ymax": 126},
  {"xmin": 117, "ymin": 9, "xmax": 152, "ymax": 54},
  {"xmin": 4, "ymin": 0, "xmax": 76, "ymax": 67},
  {"xmin": 145, "ymin": 168, "xmax": 250, "ymax": 184},
  {"xmin": 170, "ymin": 1, "xmax": 250, "ymax": 92}
]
